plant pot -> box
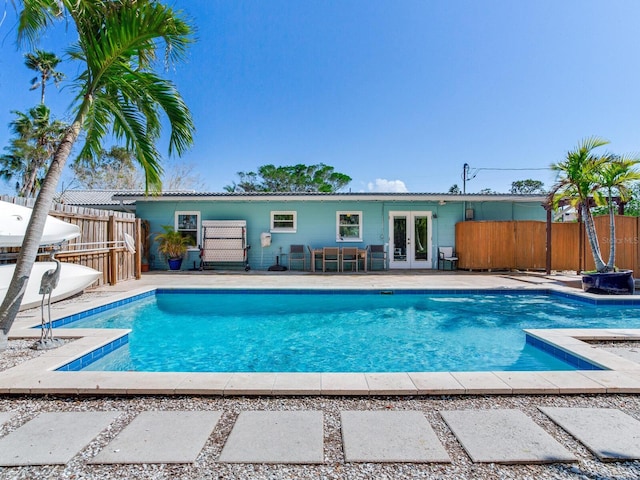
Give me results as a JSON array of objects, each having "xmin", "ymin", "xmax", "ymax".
[
  {"xmin": 167, "ymin": 258, "xmax": 183, "ymax": 271},
  {"xmin": 141, "ymin": 263, "xmax": 149, "ymax": 272},
  {"xmin": 581, "ymin": 270, "xmax": 635, "ymax": 295}
]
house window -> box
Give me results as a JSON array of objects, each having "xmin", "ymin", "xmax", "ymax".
[
  {"xmin": 337, "ymin": 211, "xmax": 362, "ymax": 242},
  {"xmin": 175, "ymin": 211, "xmax": 200, "ymax": 246},
  {"xmin": 270, "ymin": 211, "xmax": 297, "ymax": 233}
]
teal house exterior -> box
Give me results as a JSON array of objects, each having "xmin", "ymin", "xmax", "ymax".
[{"xmin": 116, "ymin": 192, "xmax": 547, "ymax": 271}]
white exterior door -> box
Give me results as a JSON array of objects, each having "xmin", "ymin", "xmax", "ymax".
[{"xmin": 388, "ymin": 211, "xmax": 433, "ymax": 269}]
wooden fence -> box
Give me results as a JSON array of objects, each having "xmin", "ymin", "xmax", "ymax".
[
  {"xmin": 0, "ymin": 196, "xmax": 140, "ymax": 286},
  {"xmin": 455, "ymin": 216, "xmax": 640, "ymax": 273}
]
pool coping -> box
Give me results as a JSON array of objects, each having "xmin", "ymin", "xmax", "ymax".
[{"xmin": 4, "ymin": 281, "xmax": 640, "ymax": 396}]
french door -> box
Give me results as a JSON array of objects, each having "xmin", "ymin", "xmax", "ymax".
[{"xmin": 388, "ymin": 211, "xmax": 433, "ymax": 269}]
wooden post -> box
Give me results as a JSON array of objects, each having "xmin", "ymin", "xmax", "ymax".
[
  {"xmin": 135, "ymin": 218, "xmax": 142, "ymax": 279},
  {"xmin": 108, "ymin": 215, "xmax": 118, "ymax": 285}
]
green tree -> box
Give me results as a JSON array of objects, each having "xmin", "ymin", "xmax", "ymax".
[
  {"xmin": 510, "ymin": 179, "xmax": 545, "ymax": 194},
  {"xmin": 0, "ymin": 0, "xmax": 195, "ymax": 345},
  {"xmin": 0, "ymin": 104, "xmax": 66, "ymax": 197},
  {"xmin": 597, "ymin": 157, "xmax": 640, "ymax": 270},
  {"xmin": 548, "ymin": 137, "xmax": 640, "ymax": 273},
  {"xmin": 24, "ymin": 49, "xmax": 65, "ymax": 104},
  {"xmin": 448, "ymin": 184, "xmax": 461, "ymax": 194},
  {"xmin": 226, "ymin": 163, "xmax": 351, "ymax": 192},
  {"xmin": 71, "ymin": 146, "xmax": 142, "ymax": 189}
]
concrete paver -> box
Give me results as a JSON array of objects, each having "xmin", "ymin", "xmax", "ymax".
[
  {"xmin": 440, "ymin": 409, "xmax": 576, "ymax": 464},
  {"xmin": 540, "ymin": 407, "xmax": 640, "ymax": 461},
  {"xmin": 0, "ymin": 412, "xmax": 119, "ymax": 466},
  {"xmin": 218, "ymin": 411, "xmax": 324, "ymax": 464},
  {"xmin": 341, "ymin": 411, "xmax": 450, "ymax": 463},
  {"xmin": 90, "ymin": 411, "xmax": 222, "ymax": 464}
]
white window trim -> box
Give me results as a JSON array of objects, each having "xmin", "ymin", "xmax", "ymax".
[
  {"xmin": 270, "ymin": 211, "xmax": 297, "ymax": 233},
  {"xmin": 174, "ymin": 211, "xmax": 201, "ymax": 247},
  {"xmin": 336, "ymin": 211, "xmax": 363, "ymax": 242}
]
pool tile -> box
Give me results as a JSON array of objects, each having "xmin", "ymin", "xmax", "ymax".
[
  {"xmin": 224, "ymin": 373, "xmax": 277, "ymax": 395},
  {"xmin": 175, "ymin": 373, "xmax": 232, "ymax": 395},
  {"xmin": 364, "ymin": 373, "xmax": 417, "ymax": 395},
  {"xmin": 341, "ymin": 411, "xmax": 450, "ymax": 463},
  {"xmin": 450, "ymin": 372, "xmax": 512, "ymax": 394},
  {"xmin": 321, "ymin": 373, "xmax": 369, "ymax": 395},
  {"xmin": 492, "ymin": 372, "xmax": 559, "ymax": 394},
  {"xmin": 536, "ymin": 371, "xmax": 607, "ymax": 394},
  {"xmin": 408, "ymin": 372, "xmax": 465, "ymax": 395},
  {"xmin": 218, "ymin": 411, "xmax": 323, "ymax": 463},
  {"xmin": 273, "ymin": 373, "xmax": 322, "ymax": 395}
]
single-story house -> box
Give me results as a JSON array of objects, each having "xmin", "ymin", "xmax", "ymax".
[{"xmin": 114, "ymin": 191, "xmax": 547, "ymax": 271}]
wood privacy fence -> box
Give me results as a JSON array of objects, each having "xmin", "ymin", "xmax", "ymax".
[
  {"xmin": 0, "ymin": 196, "xmax": 141, "ymax": 286},
  {"xmin": 455, "ymin": 216, "xmax": 640, "ymax": 273}
]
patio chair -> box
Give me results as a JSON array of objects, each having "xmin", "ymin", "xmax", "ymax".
[
  {"xmin": 322, "ymin": 247, "xmax": 340, "ymax": 272},
  {"xmin": 341, "ymin": 247, "xmax": 359, "ymax": 272},
  {"xmin": 438, "ymin": 246, "xmax": 458, "ymax": 270},
  {"xmin": 289, "ymin": 244, "xmax": 306, "ymax": 271},
  {"xmin": 367, "ymin": 245, "xmax": 387, "ymax": 271}
]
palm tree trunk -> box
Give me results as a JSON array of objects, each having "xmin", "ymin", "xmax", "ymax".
[
  {"xmin": 0, "ymin": 112, "xmax": 84, "ymax": 348},
  {"xmin": 582, "ymin": 202, "xmax": 607, "ymax": 272},
  {"xmin": 606, "ymin": 199, "xmax": 616, "ymax": 271}
]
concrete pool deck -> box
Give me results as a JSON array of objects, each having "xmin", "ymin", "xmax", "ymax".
[{"xmin": 4, "ymin": 270, "xmax": 640, "ymax": 396}]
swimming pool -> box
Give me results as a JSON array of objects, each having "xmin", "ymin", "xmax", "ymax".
[{"xmin": 54, "ymin": 289, "xmax": 640, "ymax": 373}]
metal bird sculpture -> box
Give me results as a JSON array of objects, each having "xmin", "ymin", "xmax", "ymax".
[{"xmin": 37, "ymin": 246, "xmax": 62, "ymax": 347}]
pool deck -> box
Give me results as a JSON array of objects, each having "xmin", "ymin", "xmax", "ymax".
[{"xmin": 4, "ymin": 270, "xmax": 640, "ymax": 396}]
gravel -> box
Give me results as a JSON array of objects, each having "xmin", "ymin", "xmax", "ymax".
[{"xmin": 0, "ymin": 342, "xmax": 639, "ymax": 479}]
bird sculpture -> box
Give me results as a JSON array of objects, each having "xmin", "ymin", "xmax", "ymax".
[{"xmin": 38, "ymin": 247, "xmax": 62, "ymax": 346}]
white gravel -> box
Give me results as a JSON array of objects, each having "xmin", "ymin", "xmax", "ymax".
[{"xmin": 0, "ymin": 341, "xmax": 639, "ymax": 479}]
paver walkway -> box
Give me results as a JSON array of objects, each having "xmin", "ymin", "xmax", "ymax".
[{"xmin": 0, "ymin": 407, "xmax": 637, "ymax": 467}]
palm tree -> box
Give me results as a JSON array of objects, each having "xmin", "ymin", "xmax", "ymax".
[
  {"xmin": 548, "ymin": 137, "xmax": 610, "ymax": 273},
  {"xmin": 0, "ymin": 0, "xmax": 195, "ymax": 345},
  {"xmin": 597, "ymin": 157, "xmax": 640, "ymax": 270},
  {"xmin": 24, "ymin": 49, "xmax": 65, "ymax": 104},
  {"xmin": 548, "ymin": 137, "xmax": 640, "ymax": 274},
  {"xmin": 0, "ymin": 104, "xmax": 67, "ymax": 198}
]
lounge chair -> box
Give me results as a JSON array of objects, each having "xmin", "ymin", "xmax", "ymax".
[
  {"xmin": 438, "ymin": 247, "xmax": 458, "ymax": 270},
  {"xmin": 341, "ymin": 247, "xmax": 359, "ymax": 272},
  {"xmin": 289, "ymin": 244, "xmax": 306, "ymax": 271}
]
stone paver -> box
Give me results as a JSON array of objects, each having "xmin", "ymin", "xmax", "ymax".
[
  {"xmin": 0, "ymin": 413, "xmax": 14, "ymax": 427},
  {"xmin": 440, "ymin": 409, "xmax": 576, "ymax": 464},
  {"xmin": 540, "ymin": 407, "xmax": 640, "ymax": 461},
  {"xmin": 90, "ymin": 411, "xmax": 222, "ymax": 464},
  {"xmin": 341, "ymin": 411, "xmax": 450, "ymax": 463},
  {"xmin": 0, "ymin": 411, "xmax": 119, "ymax": 466},
  {"xmin": 218, "ymin": 411, "xmax": 323, "ymax": 464}
]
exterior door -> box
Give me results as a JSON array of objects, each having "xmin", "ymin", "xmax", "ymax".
[{"xmin": 389, "ymin": 211, "xmax": 433, "ymax": 269}]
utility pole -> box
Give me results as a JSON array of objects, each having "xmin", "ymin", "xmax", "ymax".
[{"xmin": 462, "ymin": 163, "xmax": 470, "ymax": 194}]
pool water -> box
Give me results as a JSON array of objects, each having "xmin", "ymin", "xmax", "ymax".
[{"xmin": 62, "ymin": 290, "xmax": 638, "ymax": 373}]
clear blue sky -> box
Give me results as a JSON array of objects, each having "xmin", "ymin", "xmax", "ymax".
[{"xmin": 1, "ymin": 0, "xmax": 640, "ymax": 194}]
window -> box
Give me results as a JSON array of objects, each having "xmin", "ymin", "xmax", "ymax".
[
  {"xmin": 337, "ymin": 211, "xmax": 362, "ymax": 242},
  {"xmin": 175, "ymin": 211, "xmax": 200, "ymax": 246},
  {"xmin": 270, "ymin": 211, "xmax": 297, "ymax": 233}
]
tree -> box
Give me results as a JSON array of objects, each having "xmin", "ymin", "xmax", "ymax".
[
  {"xmin": 448, "ymin": 184, "xmax": 461, "ymax": 194},
  {"xmin": 597, "ymin": 157, "xmax": 640, "ymax": 270},
  {"xmin": 71, "ymin": 146, "xmax": 143, "ymax": 189},
  {"xmin": 510, "ymin": 179, "xmax": 545, "ymax": 194},
  {"xmin": 478, "ymin": 188, "xmax": 495, "ymax": 194},
  {"xmin": 162, "ymin": 160, "xmax": 207, "ymax": 191},
  {"xmin": 548, "ymin": 137, "xmax": 640, "ymax": 273},
  {"xmin": 24, "ymin": 49, "xmax": 65, "ymax": 104},
  {"xmin": 225, "ymin": 163, "xmax": 351, "ymax": 192},
  {"xmin": 0, "ymin": 0, "xmax": 195, "ymax": 346},
  {"xmin": 0, "ymin": 104, "xmax": 66, "ymax": 197}
]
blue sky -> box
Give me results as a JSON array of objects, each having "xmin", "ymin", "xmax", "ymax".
[{"xmin": 1, "ymin": 0, "xmax": 640, "ymax": 194}]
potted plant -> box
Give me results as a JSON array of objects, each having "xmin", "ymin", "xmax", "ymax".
[
  {"xmin": 548, "ymin": 137, "xmax": 640, "ymax": 294},
  {"xmin": 155, "ymin": 225, "xmax": 194, "ymax": 270}
]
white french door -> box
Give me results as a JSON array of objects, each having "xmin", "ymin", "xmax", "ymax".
[{"xmin": 388, "ymin": 211, "xmax": 433, "ymax": 269}]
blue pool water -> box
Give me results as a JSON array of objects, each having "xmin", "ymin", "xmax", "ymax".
[{"xmin": 59, "ymin": 290, "xmax": 640, "ymax": 373}]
